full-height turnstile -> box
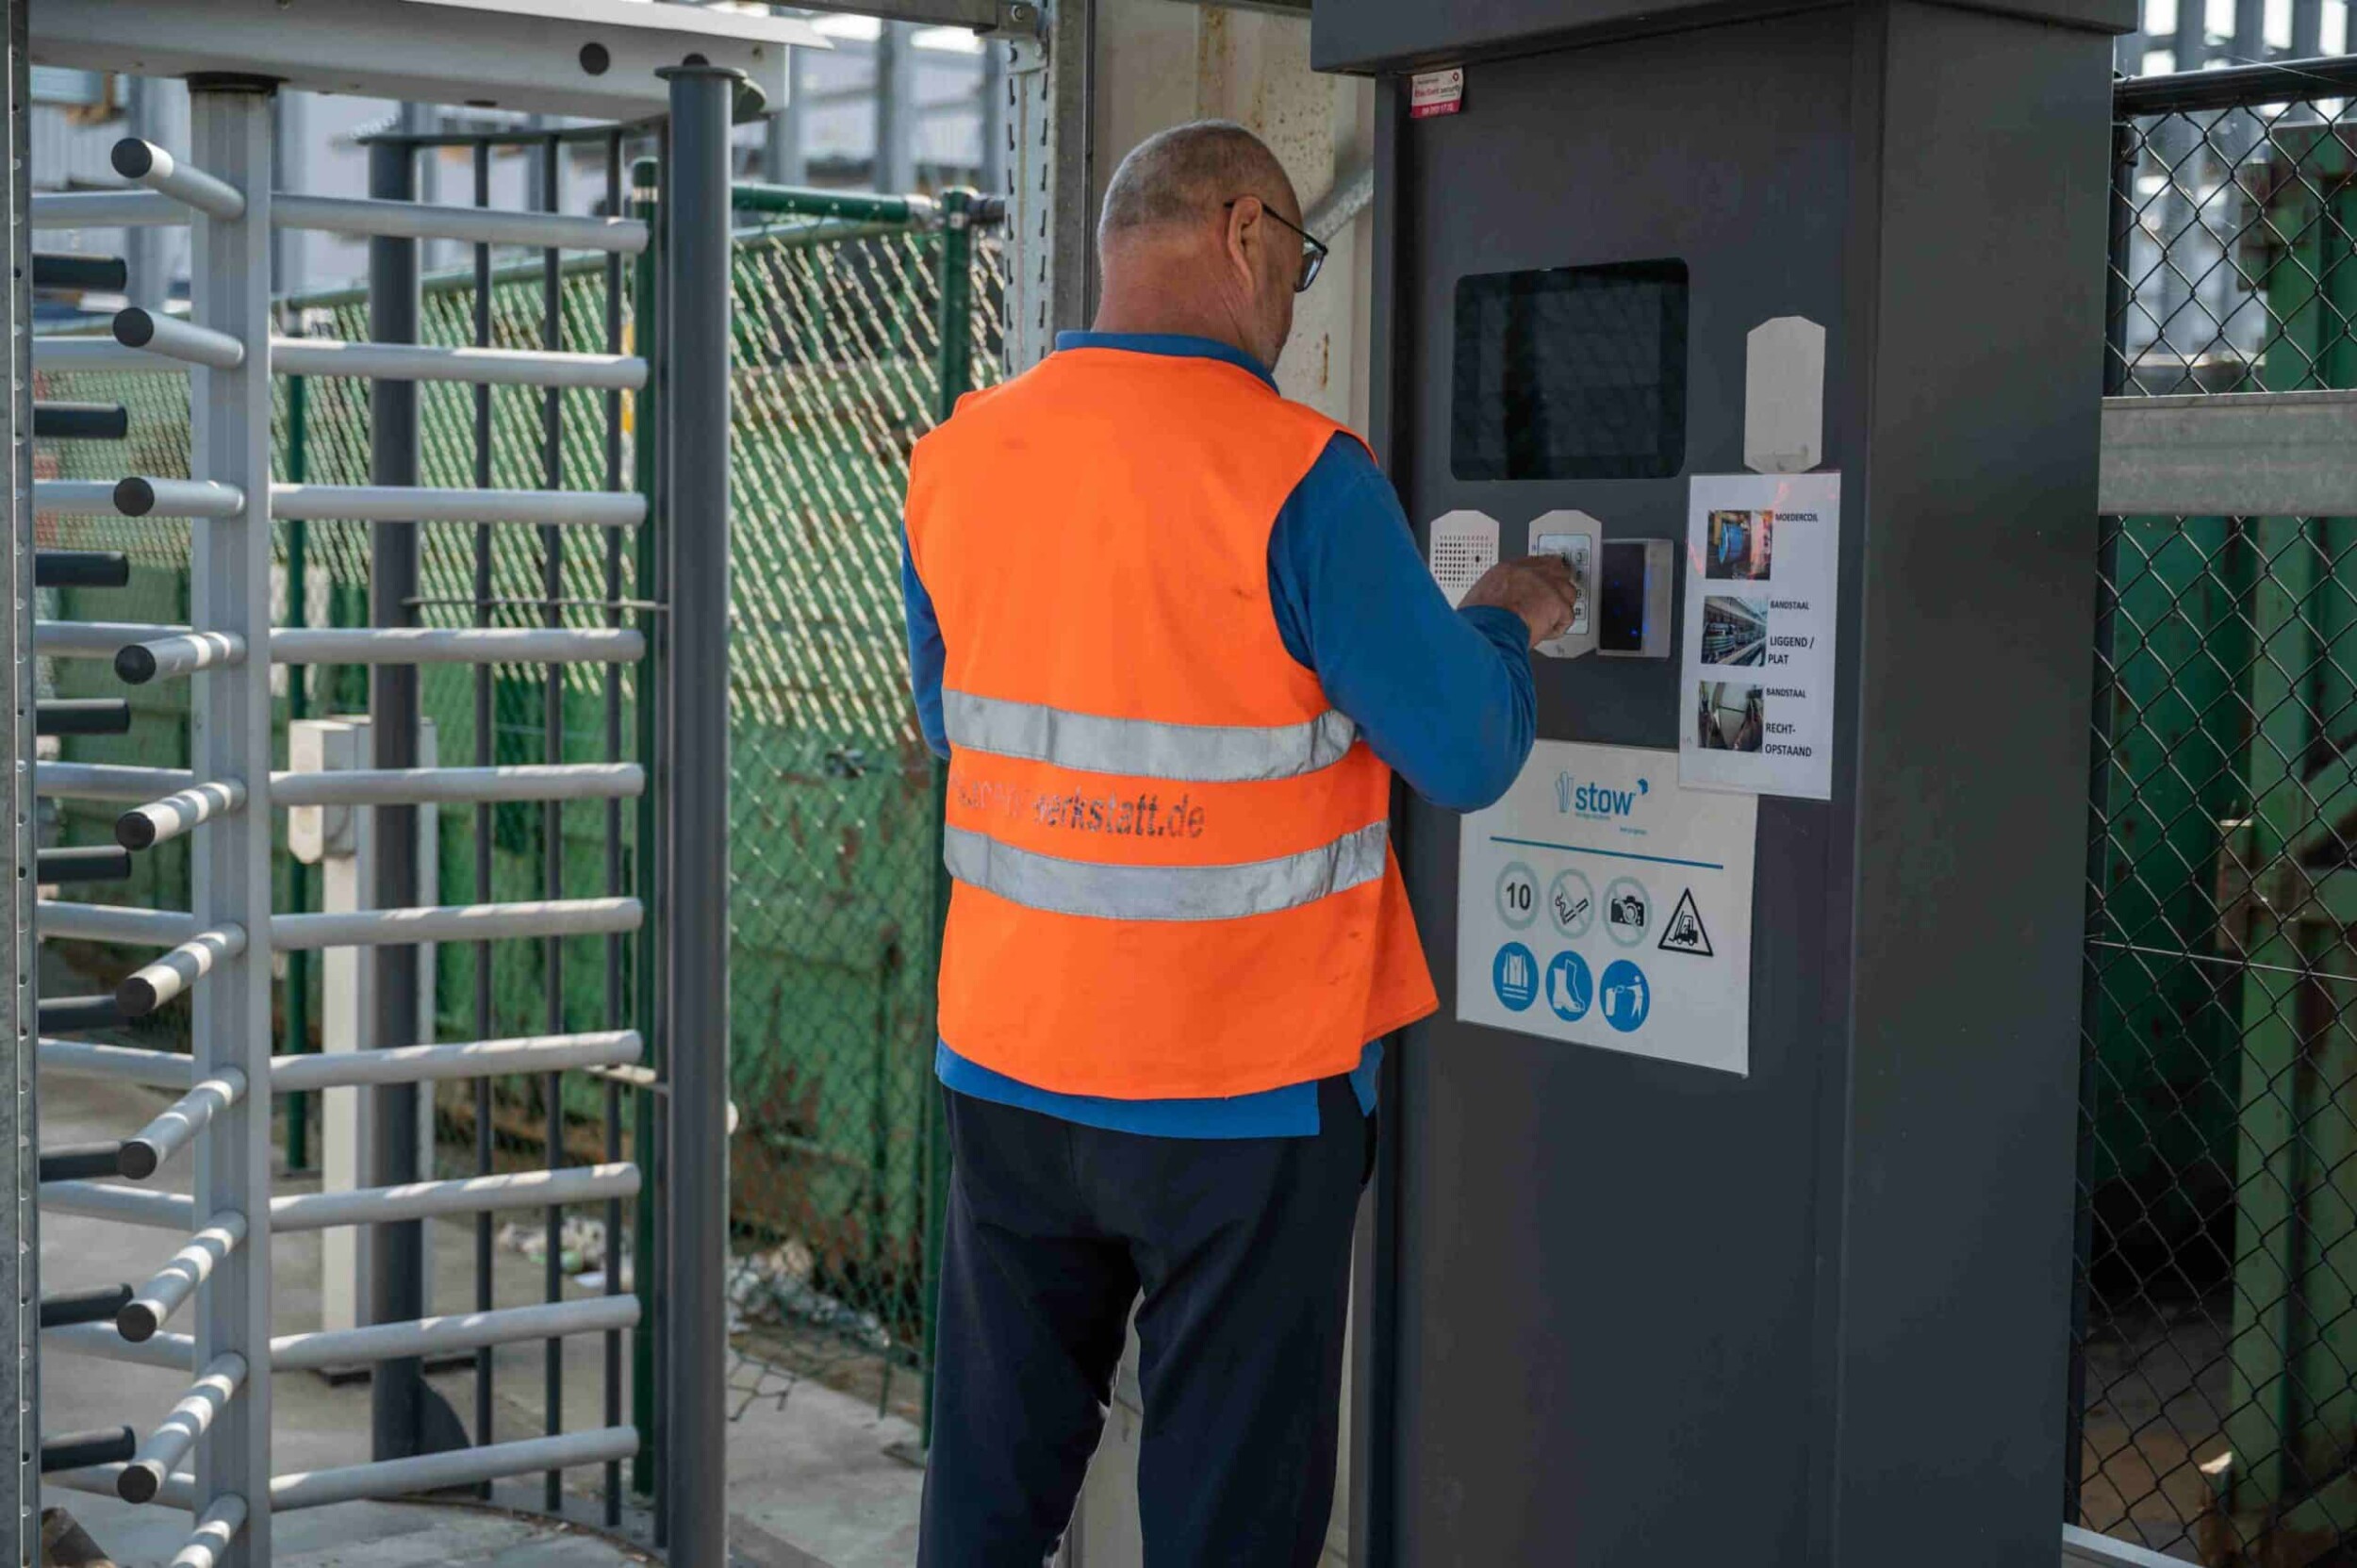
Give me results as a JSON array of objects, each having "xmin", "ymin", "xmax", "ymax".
[{"xmin": 13, "ymin": 2, "xmax": 799, "ymax": 1560}]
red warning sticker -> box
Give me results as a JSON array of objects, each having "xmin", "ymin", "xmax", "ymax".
[{"xmin": 1409, "ymin": 67, "xmax": 1464, "ymax": 120}]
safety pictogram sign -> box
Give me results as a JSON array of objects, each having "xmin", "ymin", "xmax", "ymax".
[
  {"xmin": 1458, "ymin": 741, "xmax": 1756, "ymax": 1076},
  {"xmin": 1657, "ymin": 888, "xmax": 1713, "ymax": 956}
]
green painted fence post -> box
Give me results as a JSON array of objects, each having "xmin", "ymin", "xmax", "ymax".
[{"xmin": 919, "ymin": 187, "xmax": 976, "ymax": 1454}]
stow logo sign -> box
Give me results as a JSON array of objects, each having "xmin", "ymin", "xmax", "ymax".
[{"xmin": 1555, "ymin": 771, "xmax": 1650, "ymax": 820}]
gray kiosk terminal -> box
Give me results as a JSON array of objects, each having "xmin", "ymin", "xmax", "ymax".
[{"xmin": 1315, "ymin": 0, "xmax": 2128, "ymax": 1561}]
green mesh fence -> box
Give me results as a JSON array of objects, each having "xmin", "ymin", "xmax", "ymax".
[{"xmin": 33, "ymin": 202, "xmax": 1005, "ymax": 1427}]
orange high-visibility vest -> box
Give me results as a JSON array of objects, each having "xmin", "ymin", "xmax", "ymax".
[{"xmin": 904, "ymin": 345, "xmax": 1438, "ymax": 1100}]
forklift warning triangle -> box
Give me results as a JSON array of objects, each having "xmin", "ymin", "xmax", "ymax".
[{"xmin": 1658, "ymin": 889, "xmax": 1714, "ymax": 957}]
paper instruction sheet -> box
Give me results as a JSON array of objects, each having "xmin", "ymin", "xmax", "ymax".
[{"xmin": 1679, "ymin": 471, "xmax": 1839, "ymax": 800}]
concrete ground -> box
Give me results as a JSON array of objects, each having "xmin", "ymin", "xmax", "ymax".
[{"xmin": 37, "ymin": 1070, "xmax": 923, "ymax": 1568}]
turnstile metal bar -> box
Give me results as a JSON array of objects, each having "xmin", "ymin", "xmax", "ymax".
[
  {"xmin": 48, "ymin": 1461, "xmax": 193, "ymax": 1510},
  {"xmin": 33, "ymin": 550, "xmax": 130, "ymax": 588},
  {"xmin": 115, "ymin": 630, "xmax": 247, "ymax": 685},
  {"xmin": 38, "ymin": 1039, "xmax": 192, "ymax": 1088},
  {"xmin": 41, "ymin": 335, "xmax": 648, "ymax": 392},
  {"xmin": 271, "ymin": 338, "xmax": 645, "ymax": 389},
  {"xmin": 30, "ymin": 254, "xmax": 127, "ymax": 293},
  {"xmin": 49, "ymin": 1295, "xmax": 639, "ymax": 1375},
  {"xmin": 120, "ymin": 1071, "xmax": 245, "ymax": 1180},
  {"xmin": 269, "ymin": 1030, "xmax": 642, "ymax": 1092},
  {"xmin": 600, "ymin": 126, "xmax": 629, "ymax": 1527},
  {"xmin": 115, "ymin": 476, "xmax": 248, "ymax": 517},
  {"xmin": 271, "ymin": 1295, "xmax": 640, "ymax": 1374},
  {"xmin": 269, "ymin": 482, "xmax": 645, "ymax": 528},
  {"xmin": 31, "ymin": 480, "xmax": 123, "ymax": 514},
  {"xmin": 38, "ymin": 1283, "xmax": 131, "ymax": 1329},
  {"xmin": 272, "ymin": 193, "xmax": 647, "ymax": 255},
  {"xmin": 470, "ymin": 135, "xmax": 498, "ymax": 1482},
  {"xmin": 41, "ymin": 624, "xmax": 641, "ymax": 666},
  {"xmin": 36, "ymin": 699, "xmax": 129, "ymax": 737},
  {"xmin": 32, "ymin": 403, "xmax": 129, "ymax": 441},
  {"xmin": 37, "ymin": 1143, "xmax": 129, "ymax": 1182},
  {"xmin": 30, "ymin": 190, "xmax": 179, "ymax": 228},
  {"xmin": 37, "ymin": 847, "xmax": 133, "ymax": 884},
  {"xmin": 51, "ymin": 1428, "xmax": 640, "ymax": 1516},
  {"xmin": 43, "ymin": 1321, "xmax": 192, "ymax": 1370},
  {"xmin": 118, "ymin": 781, "xmax": 245, "ymax": 850},
  {"xmin": 119, "ymin": 1351, "xmax": 245, "ymax": 1503},
  {"xmin": 537, "ymin": 136, "xmax": 569, "ymax": 1503},
  {"xmin": 34, "ymin": 620, "xmax": 185, "ymax": 656},
  {"xmin": 268, "ymin": 1163, "xmax": 639, "ymax": 1232},
  {"xmin": 270, "ymin": 1425, "xmax": 640, "ymax": 1511},
  {"xmin": 271, "ymin": 896, "xmax": 641, "ymax": 950},
  {"xmin": 36, "ymin": 994, "xmax": 125, "ymax": 1032},
  {"xmin": 114, "ymin": 308, "xmax": 244, "ymax": 371},
  {"xmin": 169, "ymin": 1497, "xmax": 248, "ymax": 1568},
  {"xmin": 36, "ymin": 902, "xmax": 198, "ymax": 945},
  {"xmin": 33, "ymin": 337, "xmax": 180, "ymax": 373},
  {"xmin": 38, "ymin": 1180, "xmax": 190, "ymax": 1229},
  {"xmin": 267, "ymin": 626, "xmax": 643, "ymax": 664},
  {"xmin": 118, "ymin": 929, "xmax": 246, "ymax": 1018},
  {"xmin": 110, "ymin": 138, "xmax": 244, "ymax": 222},
  {"xmin": 120, "ymin": 1213, "xmax": 246, "ymax": 1341},
  {"xmin": 268, "ymin": 763, "xmax": 642, "ymax": 807},
  {"xmin": 40, "ymin": 1426, "xmax": 136, "ymax": 1475},
  {"xmin": 38, "ymin": 763, "xmax": 197, "ymax": 801}
]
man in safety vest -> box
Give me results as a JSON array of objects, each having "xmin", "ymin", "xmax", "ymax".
[{"xmin": 902, "ymin": 119, "xmax": 1577, "ymax": 1566}]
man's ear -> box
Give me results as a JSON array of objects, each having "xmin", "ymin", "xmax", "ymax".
[{"xmin": 1225, "ymin": 196, "xmax": 1261, "ymax": 285}]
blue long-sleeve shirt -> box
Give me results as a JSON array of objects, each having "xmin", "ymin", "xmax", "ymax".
[{"xmin": 903, "ymin": 331, "xmax": 1534, "ymax": 1136}]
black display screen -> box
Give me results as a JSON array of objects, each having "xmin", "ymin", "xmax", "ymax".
[{"xmin": 1450, "ymin": 259, "xmax": 1689, "ymax": 481}]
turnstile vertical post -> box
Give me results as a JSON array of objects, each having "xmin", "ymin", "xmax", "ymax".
[
  {"xmin": 365, "ymin": 127, "xmax": 425, "ymax": 1463},
  {"xmin": 2, "ymin": 4, "xmax": 37, "ymax": 1558},
  {"xmin": 188, "ymin": 74, "xmax": 274, "ymax": 1568},
  {"xmin": 658, "ymin": 62, "xmax": 737, "ymax": 1568}
]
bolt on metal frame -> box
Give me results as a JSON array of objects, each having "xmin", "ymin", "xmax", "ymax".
[{"xmin": 22, "ymin": 66, "xmax": 737, "ymax": 1563}]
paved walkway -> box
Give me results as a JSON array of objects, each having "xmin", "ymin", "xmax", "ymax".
[{"xmin": 36, "ymin": 1071, "xmax": 923, "ymax": 1568}]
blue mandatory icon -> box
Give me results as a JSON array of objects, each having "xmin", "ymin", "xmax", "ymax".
[
  {"xmin": 1544, "ymin": 950, "xmax": 1592, "ymax": 1022},
  {"xmin": 1599, "ymin": 959, "xmax": 1652, "ymax": 1033},
  {"xmin": 1492, "ymin": 942, "xmax": 1539, "ymax": 1013}
]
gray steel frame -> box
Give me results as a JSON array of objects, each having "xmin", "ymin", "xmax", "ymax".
[
  {"xmin": 656, "ymin": 61, "xmax": 736, "ymax": 1568},
  {"xmin": 3, "ymin": 1, "xmax": 34, "ymax": 1560},
  {"xmin": 187, "ymin": 75, "xmax": 276, "ymax": 1568}
]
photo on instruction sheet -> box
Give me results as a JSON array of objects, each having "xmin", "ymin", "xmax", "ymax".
[
  {"xmin": 1695, "ymin": 682, "xmax": 1764, "ymax": 753},
  {"xmin": 1705, "ymin": 509, "xmax": 1772, "ymax": 581},
  {"xmin": 1701, "ymin": 595, "xmax": 1768, "ymax": 667}
]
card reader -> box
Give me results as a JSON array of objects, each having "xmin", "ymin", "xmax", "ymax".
[
  {"xmin": 1530, "ymin": 517, "xmax": 1673, "ymax": 660},
  {"xmin": 1597, "ymin": 538, "xmax": 1674, "ymax": 659}
]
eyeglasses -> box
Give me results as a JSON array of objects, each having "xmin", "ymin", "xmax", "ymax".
[{"xmin": 1225, "ymin": 198, "xmax": 1328, "ymax": 293}]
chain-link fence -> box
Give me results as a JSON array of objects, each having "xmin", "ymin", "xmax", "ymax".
[
  {"xmin": 34, "ymin": 189, "xmax": 1004, "ymax": 1447},
  {"xmin": 717, "ymin": 200, "xmax": 1001, "ymax": 1426},
  {"xmin": 2078, "ymin": 58, "xmax": 2357, "ymax": 1561}
]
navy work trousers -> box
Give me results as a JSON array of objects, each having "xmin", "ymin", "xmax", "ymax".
[{"xmin": 918, "ymin": 1076, "xmax": 1374, "ymax": 1568}]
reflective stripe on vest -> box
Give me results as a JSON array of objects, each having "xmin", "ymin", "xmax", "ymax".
[
  {"xmin": 944, "ymin": 819, "xmax": 1390, "ymax": 922},
  {"xmin": 943, "ymin": 689, "xmax": 1358, "ymax": 784}
]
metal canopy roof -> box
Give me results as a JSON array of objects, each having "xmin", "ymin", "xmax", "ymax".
[{"xmin": 29, "ymin": 0, "xmax": 827, "ymax": 120}]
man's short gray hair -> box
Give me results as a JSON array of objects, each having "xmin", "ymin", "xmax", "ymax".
[{"xmin": 1097, "ymin": 120, "xmax": 1293, "ymax": 242}]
